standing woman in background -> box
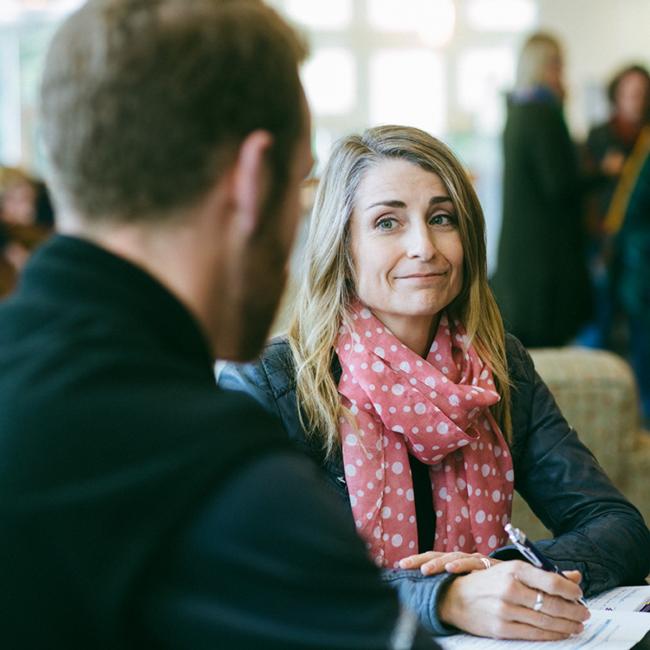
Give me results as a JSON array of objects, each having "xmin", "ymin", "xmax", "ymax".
[{"xmin": 492, "ymin": 33, "xmax": 591, "ymax": 348}]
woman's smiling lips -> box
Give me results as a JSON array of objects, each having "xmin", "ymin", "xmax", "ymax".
[{"xmin": 394, "ymin": 270, "xmax": 448, "ymax": 282}]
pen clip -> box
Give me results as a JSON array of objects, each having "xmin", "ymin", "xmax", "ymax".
[
  {"xmin": 511, "ymin": 540, "xmax": 543, "ymax": 568},
  {"xmin": 505, "ymin": 524, "xmax": 543, "ymax": 569}
]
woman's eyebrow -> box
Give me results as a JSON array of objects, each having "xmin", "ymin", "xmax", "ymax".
[
  {"xmin": 365, "ymin": 199, "xmax": 405, "ymax": 211},
  {"xmin": 429, "ymin": 196, "xmax": 453, "ymax": 206},
  {"xmin": 365, "ymin": 195, "xmax": 452, "ymax": 211}
]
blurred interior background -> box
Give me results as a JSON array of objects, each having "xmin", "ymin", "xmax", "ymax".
[{"xmin": 1, "ymin": 0, "xmax": 649, "ymax": 272}]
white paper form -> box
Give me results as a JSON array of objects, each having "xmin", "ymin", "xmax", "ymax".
[
  {"xmin": 437, "ymin": 608, "xmax": 650, "ymax": 650},
  {"xmin": 586, "ymin": 586, "xmax": 650, "ymax": 612}
]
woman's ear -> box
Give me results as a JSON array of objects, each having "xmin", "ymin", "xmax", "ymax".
[{"xmin": 231, "ymin": 130, "xmax": 274, "ymax": 237}]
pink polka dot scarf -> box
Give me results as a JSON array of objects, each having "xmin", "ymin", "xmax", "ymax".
[{"xmin": 336, "ymin": 301, "xmax": 514, "ymax": 568}]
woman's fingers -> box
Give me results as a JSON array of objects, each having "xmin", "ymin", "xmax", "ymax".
[
  {"xmin": 501, "ymin": 562, "xmax": 589, "ymax": 627},
  {"xmin": 420, "ymin": 552, "xmax": 481, "ymax": 575},
  {"xmin": 485, "ymin": 618, "xmax": 579, "ymax": 642},
  {"xmin": 522, "ymin": 594, "xmax": 589, "ymax": 627},
  {"xmin": 506, "ymin": 593, "xmax": 587, "ymax": 635},
  {"xmin": 399, "ymin": 551, "xmax": 467, "ymax": 571},
  {"xmin": 562, "ymin": 569, "xmax": 582, "ymax": 584},
  {"xmin": 437, "ymin": 560, "xmax": 590, "ymax": 640},
  {"xmin": 398, "ymin": 551, "xmax": 444, "ymax": 569},
  {"xmin": 437, "ymin": 555, "xmax": 501, "ymax": 575},
  {"xmin": 399, "ymin": 551, "xmax": 498, "ymax": 575},
  {"xmin": 485, "ymin": 601, "xmax": 583, "ymax": 639},
  {"xmin": 513, "ymin": 561, "xmax": 585, "ymax": 603}
]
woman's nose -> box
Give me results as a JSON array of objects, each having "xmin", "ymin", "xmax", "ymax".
[{"xmin": 406, "ymin": 222, "xmax": 437, "ymax": 260}]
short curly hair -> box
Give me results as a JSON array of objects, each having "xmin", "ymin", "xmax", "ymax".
[{"xmin": 40, "ymin": 0, "xmax": 307, "ymax": 223}]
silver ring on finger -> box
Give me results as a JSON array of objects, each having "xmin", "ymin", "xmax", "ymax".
[
  {"xmin": 533, "ymin": 591, "xmax": 544, "ymax": 612},
  {"xmin": 480, "ymin": 557, "xmax": 492, "ymax": 569}
]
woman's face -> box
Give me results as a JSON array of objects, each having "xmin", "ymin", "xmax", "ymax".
[
  {"xmin": 349, "ymin": 158, "xmax": 464, "ymax": 335},
  {"xmin": 615, "ymin": 71, "xmax": 649, "ymax": 124},
  {"xmin": 543, "ymin": 50, "xmax": 565, "ymax": 101},
  {"xmin": 1, "ymin": 181, "xmax": 37, "ymax": 226}
]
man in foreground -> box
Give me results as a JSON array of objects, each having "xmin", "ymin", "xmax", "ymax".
[{"xmin": 0, "ymin": 1, "xmax": 439, "ymax": 648}]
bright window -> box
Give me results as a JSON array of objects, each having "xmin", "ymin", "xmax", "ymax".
[
  {"xmin": 369, "ymin": 49, "xmax": 445, "ymax": 135},
  {"xmin": 0, "ymin": 0, "xmax": 84, "ymax": 24},
  {"xmin": 367, "ymin": 0, "xmax": 455, "ymax": 47},
  {"xmin": 465, "ymin": 0, "xmax": 537, "ymax": 32},
  {"xmin": 457, "ymin": 47, "xmax": 515, "ymax": 135},
  {"xmin": 301, "ymin": 48, "xmax": 356, "ymax": 116},
  {"xmin": 284, "ymin": 0, "xmax": 352, "ymax": 29}
]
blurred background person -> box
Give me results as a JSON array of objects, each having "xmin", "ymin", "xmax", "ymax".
[
  {"xmin": 602, "ymin": 125, "xmax": 650, "ymax": 426},
  {"xmin": 2, "ymin": 1, "xmax": 649, "ymax": 292},
  {"xmin": 491, "ymin": 32, "xmax": 591, "ymax": 348},
  {"xmin": 580, "ymin": 65, "xmax": 650, "ymax": 349},
  {"xmin": 0, "ymin": 167, "xmax": 54, "ymax": 297},
  {"xmin": 585, "ymin": 65, "xmax": 650, "ymax": 220}
]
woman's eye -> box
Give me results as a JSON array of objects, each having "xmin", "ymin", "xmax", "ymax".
[
  {"xmin": 376, "ymin": 217, "xmax": 397, "ymax": 231},
  {"xmin": 430, "ymin": 213, "xmax": 455, "ymax": 226}
]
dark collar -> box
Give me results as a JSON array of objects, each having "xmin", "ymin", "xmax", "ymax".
[
  {"xmin": 20, "ymin": 234, "xmax": 214, "ymax": 368},
  {"xmin": 510, "ymin": 85, "xmax": 561, "ymax": 107}
]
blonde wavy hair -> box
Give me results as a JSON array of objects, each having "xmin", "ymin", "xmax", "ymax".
[
  {"xmin": 287, "ymin": 125, "xmax": 511, "ymax": 459},
  {"xmin": 514, "ymin": 32, "xmax": 562, "ymax": 94}
]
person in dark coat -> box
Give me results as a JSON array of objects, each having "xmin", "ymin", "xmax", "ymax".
[
  {"xmin": 220, "ymin": 125, "xmax": 650, "ymax": 641},
  {"xmin": 0, "ymin": 2, "xmax": 439, "ymax": 649},
  {"xmin": 585, "ymin": 65, "xmax": 650, "ymax": 223},
  {"xmin": 621, "ymin": 152, "xmax": 650, "ymax": 424},
  {"xmin": 613, "ymin": 138, "xmax": 650, "ymax": 425},
  {"xmin": 581, "ymin": 65, "xmax": 650, "ymax": 349},
  {"xmin": 491, "ymin": 33, "xmax": 591, "ymax": 347}
]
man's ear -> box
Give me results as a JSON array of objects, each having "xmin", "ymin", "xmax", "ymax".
[{"xmin": 231, "ymin": 130, "xmax": 274, "ymax": 237}]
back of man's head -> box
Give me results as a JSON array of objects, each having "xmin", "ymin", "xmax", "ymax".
[{"xmin": 40, "ymin": 0, "xmax": 306, "ymax": 225}]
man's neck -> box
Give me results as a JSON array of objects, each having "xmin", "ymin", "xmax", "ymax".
[{"xmin": 59, "ymin": 213, "xmax": 224, "ymax": 359}]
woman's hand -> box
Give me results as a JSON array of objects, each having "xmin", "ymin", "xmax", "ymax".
[
  {"xmin": 399, "ymin": 551, "xmax": 501, "ymax": 576},
  {"xmin": 438, "ymin": 560, "xmax": 590, "ymax": 640}
]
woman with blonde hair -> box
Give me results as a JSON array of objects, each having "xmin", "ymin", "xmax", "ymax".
[
  {"xmin": 492, "ymin": 32, "xmax": 592, "ymax": 347},
  {"xmin": 220, "ymin": 125, "xmax": 649, "ymax": 640}
]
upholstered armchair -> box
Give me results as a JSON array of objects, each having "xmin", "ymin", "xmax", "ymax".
[{"xmin": 512, "ymin": 346, "xmax": 650, "ymax": 539}]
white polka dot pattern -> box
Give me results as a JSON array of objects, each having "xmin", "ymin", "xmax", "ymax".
[{"xmin": 336, "ymin": 301, "xmax": 514, "ymax": 567}]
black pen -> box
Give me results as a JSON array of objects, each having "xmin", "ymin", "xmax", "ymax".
[{"xmin": 504, "ymin": 523, "xmax": 588, "ymax": 606}]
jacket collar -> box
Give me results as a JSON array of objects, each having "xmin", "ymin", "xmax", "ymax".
[{"xmin": 19, "ymin": 234, "xmax": 214, "ymax": 369}]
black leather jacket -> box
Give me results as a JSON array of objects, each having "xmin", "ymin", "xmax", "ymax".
[{"xmin": 220, "ymin": 334, "xmax": 650, "ymax": 634}]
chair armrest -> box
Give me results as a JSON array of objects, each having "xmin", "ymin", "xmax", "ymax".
[{"xmin": 528, "ymin": 347, "xmax": 638, "ymax": 483}]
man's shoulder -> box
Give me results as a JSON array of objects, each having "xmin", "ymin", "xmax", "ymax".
[
  {"xmin": 0, "ymin": 303, "xmax": 289, "ymax": 468},
  {"xmin": 205, "ymin": 382, "xmax": 287, "ymax": 432}
]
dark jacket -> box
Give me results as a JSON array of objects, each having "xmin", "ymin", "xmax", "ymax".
[
  {"xmin": 220, "ymin": 334, "xmax": 650, "ymax": 634},
  {"xmin": 584, "ymin": 119, "xmax": 639, "ymax": 223},
  {"xmin": 0, "ymin": 236, "xmax": 439, "ymax": 650},
  {"xmin": 619, "ymin": 153, "xmax": 650, "ymax": 317},
  {"xmin": 491, "ymin": 97, "xmax": 592, "ymax": 347}
]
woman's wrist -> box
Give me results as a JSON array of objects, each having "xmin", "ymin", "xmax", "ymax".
[{"xmin": 437, "ymin": 574, "xmax": 465, "ymax": 628}]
